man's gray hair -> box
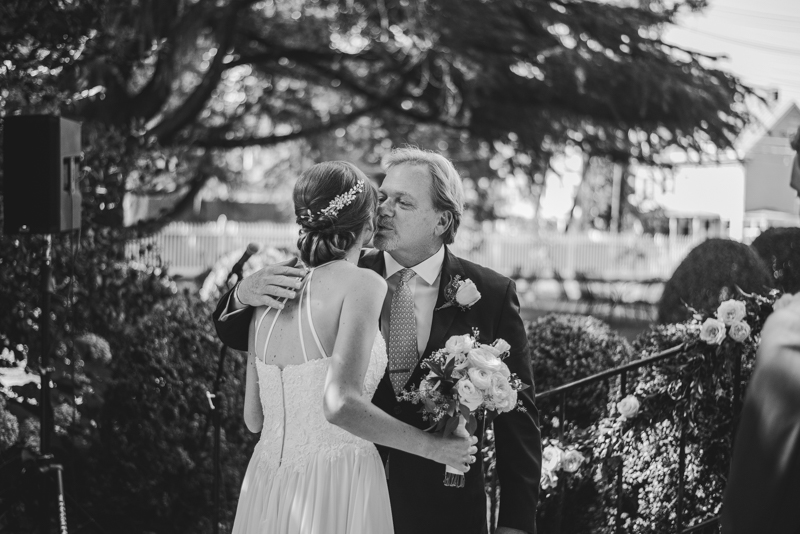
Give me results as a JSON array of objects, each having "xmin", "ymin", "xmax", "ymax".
[{"xmin": 383, "ymin": 147, "xmax": 465, "ymax": 245}]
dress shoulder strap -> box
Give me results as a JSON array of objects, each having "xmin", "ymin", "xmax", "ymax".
[
  {"xmin": 255, "ymin": 301, "xmax": 284, "ymax": 363},
  {"xmin": 305, "ymin": 269, "xmax": 329, "ymax": 359},
  {"xmin": 297, "ymin": 268, "xmax": 330, "ymax": 362}
]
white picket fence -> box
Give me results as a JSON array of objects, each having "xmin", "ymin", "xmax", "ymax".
[{"xmin": 126, "ymin": 221, "xmax": 700, "ymax": 281}]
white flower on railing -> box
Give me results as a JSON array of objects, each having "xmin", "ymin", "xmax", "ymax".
[
  {"xmin": 542, "ymin": 444, "xmax": 564, "ymax": 472},
  {"xmin": 716, "ymin": 299, "xmax": 747, "ymax": 326},
  {"xmin": 540, "ymin": 441, "xmax": 587, "ymax": 490},
  {"xmin": 561, "ymin": 450, "xmax": 586, "ymax": 473},
  {"xmin": 616, "ymin": 395, "xmax": 640, "ymax": 419},
  {"xmin": 728, "ymin": 321, "xmax": 751, "ymax": 343},
  {"xmin": 699, "ymin": 318, "xmax": 726, "ymax": 345},
  {"xmin": 541, "ymin": 468, "xmax": 559, "ymax": 490}
]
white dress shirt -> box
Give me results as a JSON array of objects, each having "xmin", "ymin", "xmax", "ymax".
[{"xmin": 380, "ymin": 247, "xmax": 445, "ymax": 357}]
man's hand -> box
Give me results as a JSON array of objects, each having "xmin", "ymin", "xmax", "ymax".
[
  {"xmin": 495, "ymin": 528, "xmax": 530, "ymax": 534},
  {"xmin": 236, "ymin": 257, "xmax": 308, "ymax": 309}
]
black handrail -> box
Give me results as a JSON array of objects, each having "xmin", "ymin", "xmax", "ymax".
[
  {"xmin": 529, "ymin": 341, "xmax": 733, "ymax": 534},
  {"xmin": 535, "ymin": 343, "xmax": 686, "ymax": 400}
]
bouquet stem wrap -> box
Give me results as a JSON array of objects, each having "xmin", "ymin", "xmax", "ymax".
[{"xmin": 443, "ymin": 415, "xmax": 469, "ymax": 488}]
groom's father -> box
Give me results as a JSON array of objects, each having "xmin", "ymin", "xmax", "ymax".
[{"xmin": 214, "ymin": 148, "xmax": 541, "ymax": 534}]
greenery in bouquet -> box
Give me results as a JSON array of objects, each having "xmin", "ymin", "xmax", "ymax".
[{"xmin": 398, "ymin": 333, "xmax": 529, "ymax": 436}]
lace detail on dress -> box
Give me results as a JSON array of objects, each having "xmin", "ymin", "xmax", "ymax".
[{"xmin": 254, "ymin": 333, "xmax": 388, "ymax": 474}]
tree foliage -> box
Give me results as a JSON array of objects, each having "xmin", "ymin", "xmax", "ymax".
[{"xmin": 1, "ymin": 0, "xmax": 755, "ymax": 231}]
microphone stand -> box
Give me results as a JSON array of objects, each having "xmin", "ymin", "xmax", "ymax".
[{"xmin": 208, "ymin": 260, "xmax": 247, "ymax": 534}]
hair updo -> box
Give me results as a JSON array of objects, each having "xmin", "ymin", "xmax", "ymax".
[{"xmin": 293, "ymin": 161, "xmax": 378, "ymax": 267}]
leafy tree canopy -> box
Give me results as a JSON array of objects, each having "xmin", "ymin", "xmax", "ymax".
[{"xmin": 1, "ymin": 0, "xmax": 753, "ymax": 230}]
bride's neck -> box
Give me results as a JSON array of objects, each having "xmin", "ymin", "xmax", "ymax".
[{"xmin": 343, "ymin": 245, "xmax": 361, "ymax": 265}]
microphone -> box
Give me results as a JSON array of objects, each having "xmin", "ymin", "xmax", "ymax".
[{"xmin": 227, "ymin": 243, "xmax": 260, "ymax": 286}]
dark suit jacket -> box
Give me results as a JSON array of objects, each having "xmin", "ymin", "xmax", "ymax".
[
  {"xmin": 213, "ymin": 247, "xmax": 541, "ymax": 534},
  {"xmin": 722, "ymin": 297, "xmax": 800, "ymax": 534}
]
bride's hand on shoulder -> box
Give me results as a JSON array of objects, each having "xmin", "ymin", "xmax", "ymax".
[
  {"xmin": 238, "ymin": 257, "xmax": 308, "ymax": 309},
  {"xmin": 426, "ymin": 432, "xmax": 478, "ymax": 473}
]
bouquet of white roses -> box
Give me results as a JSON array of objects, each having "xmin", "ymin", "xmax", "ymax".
[{"xmin": 398, "ymin": 332, "xmax": 529, "ymax": 487}]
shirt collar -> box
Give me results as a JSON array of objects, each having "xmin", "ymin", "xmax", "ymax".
[{"xmin": 383, "ymin": 246, "xmax": 445, "ymax": 286}]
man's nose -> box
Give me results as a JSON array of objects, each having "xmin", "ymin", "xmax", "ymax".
[{"xmin": 378, "ymin": 200, "xmax": 391, "ymax": 216}]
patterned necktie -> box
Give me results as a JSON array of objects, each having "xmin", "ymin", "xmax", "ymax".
[{"xmin": 388, "ymin": 268, "xmax": 418, "ymax": 394}]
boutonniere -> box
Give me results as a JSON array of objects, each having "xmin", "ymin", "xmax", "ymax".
[{"xmin": 435, "ymin": 275, "xmax": 482, "ymax": 311}]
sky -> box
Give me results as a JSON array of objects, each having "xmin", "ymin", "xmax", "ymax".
[{"xmin": 664, "ymin": 0, "xmax": 800, "ymax": 118}]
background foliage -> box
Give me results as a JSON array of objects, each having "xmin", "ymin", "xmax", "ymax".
[
  {"xmin": 657, "ymin": 238, "xmax": 773, "ymax": 324},
  {"xmin": 750, "ymin": 227, "xmax": 800, "ymax": 295}
]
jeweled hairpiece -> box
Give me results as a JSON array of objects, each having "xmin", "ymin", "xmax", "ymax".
[{"xmin": 318, "ymin": 180, "xmax": 365, "ymax": 219}]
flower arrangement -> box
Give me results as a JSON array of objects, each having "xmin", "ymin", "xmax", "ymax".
[
  {"xmin": 398, "ymin": 332, "xmax": 528, "ymax": 487},
  {"xmin": 540, "ymin": 439, "xmax": 587, "ymax": 490}
]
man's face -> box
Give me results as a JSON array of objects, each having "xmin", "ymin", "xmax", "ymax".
[{"xmin": 374, "ymin": 163, "xmax": 443, "ymax": 261}]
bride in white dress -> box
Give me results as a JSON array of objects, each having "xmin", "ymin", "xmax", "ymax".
[{"xmin": 230, "ymin": 162, "xmax": 476, "ymax": 534}]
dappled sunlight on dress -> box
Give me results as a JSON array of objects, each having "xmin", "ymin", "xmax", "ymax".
[{"xmin": 231, "ymin": 264, "xmax": 392, "ymax": 534}]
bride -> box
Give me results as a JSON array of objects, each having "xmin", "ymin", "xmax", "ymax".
[{"xmin": 230, "ymin": 161, "xmax": 477, "ymax": 534}]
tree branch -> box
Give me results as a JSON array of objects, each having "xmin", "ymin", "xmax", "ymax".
[
  {"xmin": 124, "ymin": 156, "xmax": 217, "ymax": 235},
  {"xmin": 191, "ymin": 104, "xmax": 381, "ymax": 148},
  {"xmin": 146, "ymin": 3, "xmax": 243, "ymax": 145}
]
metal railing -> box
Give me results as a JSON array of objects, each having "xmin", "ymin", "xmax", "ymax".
[{"xmin": 490, "ymin": 342, "xmax": 742, "ymax": 534}]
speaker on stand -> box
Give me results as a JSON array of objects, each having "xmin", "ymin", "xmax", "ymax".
[{"xmin": 3, "ymin": 114, "xmax": 83, "ymax": 534}]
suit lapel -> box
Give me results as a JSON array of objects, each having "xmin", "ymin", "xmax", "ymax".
[{"xmin": 405, "ymin": 247, "xmax": 467, "ymax": 389}]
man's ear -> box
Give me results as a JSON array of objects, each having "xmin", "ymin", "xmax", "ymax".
[{"xmin": 435, "ymin": 210, "xmax": 453, "ymax": 238}]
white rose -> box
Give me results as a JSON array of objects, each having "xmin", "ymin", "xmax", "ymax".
[
  {"xmin": 488, "ymin": 373, "xmax": 513, "ymax": 400},
  {"xmin": 494, "ymin": 388, "xmax": 517, "ymax": 413},
  {"xmin": 456, "ymin": 378, "xmax": 484, "ymax": 411},
  {"xmin": 467, "ymin": 367, "xmax": 493, "ymax": 390},
  {"xmin": 716, "ymin": 299, "xmax": 747, "ymax": 326},
  {"xmin": 540, "ymin": 468, "xmax": 559, "ymax": 490},
  {"xmin": 561, "ymin": 450, "xmax": 586, "ymax": 473},
  {"xmin": 445, "ymin": 334, "xmax": 474, "ymax": 355},
  {"xmin": 699, "ymin": 318, "xmax": 726, "ymax": 345},
  {"xmin": 457, "ymin": 346, "xmax": 504, "ymax": 373},
  {"xmin": 542, "ymin": 445, "xmax": 563, "ymax": 472},
  {"xmin": 728, "ymin": 321, "xmax": 751, "ymax": 343},
  {"xmin": 492, "ymin": 338, "xmax": 511, "ymax": 355},
  {"xmin": 455, "ymin": 279, "xmax": 481, "ymax": 307},
  {"xmin": 617, "ymin": 395, "xmax": 640, "ymax": 419}
]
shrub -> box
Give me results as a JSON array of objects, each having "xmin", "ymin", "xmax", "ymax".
[
  {"xmin": 750, "ymin": 227, "xmax": 800, "ymax": 294},
  {"xmin": 524, "ymin": 314, "xmax": 634, "ymax": 534},
  {"xmin": 528, "ymin": 314, "xmax": 634, "ymax": 429},
  {"xmin": 597, "ymin": 289, "xmax": 776, "ymax": 533},
  {"xmin": 657, "ymin": 238, "xmax": 772, "ymax": 324},
  {"xmin": 83, "ymin": 294, "xmax": 255, "ymax": 534}
]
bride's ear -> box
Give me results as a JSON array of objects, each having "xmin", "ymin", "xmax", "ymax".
[{"xmin": 361, "ymin": 217, "xmax": 376, "ymax": 246}]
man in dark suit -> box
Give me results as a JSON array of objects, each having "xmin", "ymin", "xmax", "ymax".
[
  {"xmin": 214, "ymin": 148, "xmax": 541, "ymax": 534},
  {"xmin": 722, "ymin": 292, "xmax": 800, "ymax": 534}
]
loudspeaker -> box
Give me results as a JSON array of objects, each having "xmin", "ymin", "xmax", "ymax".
[{"xmin": 3, "ymin": 115, "xmax": 82, "ymax": 234}]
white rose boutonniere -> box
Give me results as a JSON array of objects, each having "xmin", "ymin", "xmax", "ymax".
[{"xmin": 435, "ymin": 275, "xmax": 481, "ymax": 311}]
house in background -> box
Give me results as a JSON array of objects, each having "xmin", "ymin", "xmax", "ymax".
[
  {"xmin": 741, "ymin": 103, "xmax": 800, "ymax": 240},
  {"xmin": 634, "ymin": 102, "xmax": 800, "ymax": 242}
]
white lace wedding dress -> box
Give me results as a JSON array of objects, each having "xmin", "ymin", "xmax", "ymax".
[{"xmin": 231, "ymin": 264, "xmax": 393, "ymax": 534}]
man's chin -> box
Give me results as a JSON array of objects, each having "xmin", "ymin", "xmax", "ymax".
[{"xmin": 373, "ymin": 235, "xmax": 396, "ymax": 252}]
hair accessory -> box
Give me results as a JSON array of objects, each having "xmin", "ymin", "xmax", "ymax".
[{"xmin": 318, "ymin": 180, "xmax": 365, "ymax": 219}]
